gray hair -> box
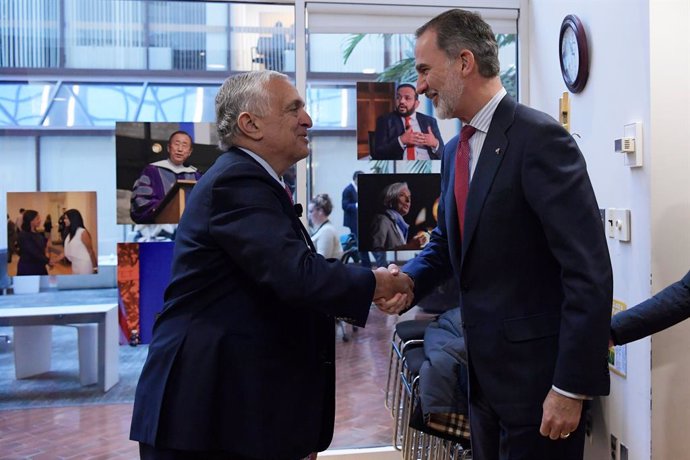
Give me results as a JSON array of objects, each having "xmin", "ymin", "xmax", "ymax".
[
  {"xmin": 215, "ymin": 70, "xmax": 289, "ymax": 150},
  {"xmin": 310, "ymin": 193, "xmax": 334, "ymax": 216},
  {"xmin": 382, "ymin": 182, "xmax": 409, "ymax": 210},
  {"xmin": 416, "ymin": 9, "xmax": 500, "ymax": 78}
]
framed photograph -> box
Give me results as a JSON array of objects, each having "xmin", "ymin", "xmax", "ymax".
[
  {"xmin": 356, "ymin": 81, "xmax": 444, "ymax": 161},
  {"xmin": 116, "ymin": 122, "xmax": 220, "ymax": 225},
  {"xmin": 609, "ymin": 299, "xmax": 628, "ymax": 378},
  {"xmin": 357, "ymin": 173, "xmax": 440, "ymax": 252},
  {"xmin": 7, "ymin": 191, "xmax": 98, "ymax": 276}
]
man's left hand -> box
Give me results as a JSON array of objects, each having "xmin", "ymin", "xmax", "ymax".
[
  {"xmin": 415, "ymin": 127, "xmax": 439, "ymax": 149},
  {"xmin": 539, "ymin": 389, "xmax": 583, "ymax": 441}
]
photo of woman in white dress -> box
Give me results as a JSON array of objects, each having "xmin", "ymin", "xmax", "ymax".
[{"xmin": 62, "ymin": 208, "xmax": 98, "ymax": 274}]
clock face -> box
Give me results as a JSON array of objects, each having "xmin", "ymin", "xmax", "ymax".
[
  {"xmin": 559, "ymin": 15, "xmax": 589, "ymax": 93},
  {"xmin": 561, "ymin": 27, "xmax": 579, "ymax": 84}
]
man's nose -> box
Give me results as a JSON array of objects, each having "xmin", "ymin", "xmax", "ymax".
[
  {"xmin": 301, "ymin": 111, "xmax": 313, "ymax": 127},
  {"xmin": 416, "ymin": 76, "xmax": 427, "ymax": 94}
]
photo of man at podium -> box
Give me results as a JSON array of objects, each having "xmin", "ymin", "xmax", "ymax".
[{"xmin": 130, "ymin": 130, "xmax": 203, "ymax": 224}]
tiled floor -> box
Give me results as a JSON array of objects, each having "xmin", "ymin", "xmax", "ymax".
[{"xmin": 0, "ymin": 306, "xmax": 434, "ymax": 459}]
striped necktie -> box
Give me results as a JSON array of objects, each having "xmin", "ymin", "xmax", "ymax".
[
  {"xmin": 405, "ymin": 116, "xmax": 415, "ymax": 160},
  {"xmin": 454, "ymin": 125, "xmax": 477, "ymax": 236}
]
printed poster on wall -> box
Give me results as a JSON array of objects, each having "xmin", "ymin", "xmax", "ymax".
[{"xmin": 609, "ymin": 299, "xmax": 627, "ymax": 378}]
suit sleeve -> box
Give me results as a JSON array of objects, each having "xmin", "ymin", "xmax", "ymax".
[
  {"xmin": 522, "ymin": 120, "xmax": 613, "ymax": 395},
  {"xmin": 611, "ymin": 270, "xmax": 690, "ymax": 345},
  {"xmin": 403, "ymin": 140, "xmax": 455, "ymax": 300},
  {"xmin": 373, "ymin": 115, "xmax": 403, "ymax": 160},
  {"xmin": 209, "ymin": 170, "xmax": 375, "ymax": 326},
  {"xmin": 428, "ymin": 117, "xmax": 445, "ymax": 160},
  {"xmin": 130, "ymin": 165, "xmax": 164, "ymax": 224}
]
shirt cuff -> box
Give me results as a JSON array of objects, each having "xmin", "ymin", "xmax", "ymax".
[
  {"xmin": 398, "ymin": 137, "xmax": 405, "ymax": 149},
  {"xmin": 552, "ymin": 385, "xmax": 592, "ymax": 400}
]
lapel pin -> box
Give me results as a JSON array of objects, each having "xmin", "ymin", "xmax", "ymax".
[{"xmin": 495, "ymin": 148, "xmax": 501, "ymax": 155}]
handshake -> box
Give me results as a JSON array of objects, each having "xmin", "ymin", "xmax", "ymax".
[{"xmin": 372, "ymin": 264, "xmax": 415, "ymax": 315}]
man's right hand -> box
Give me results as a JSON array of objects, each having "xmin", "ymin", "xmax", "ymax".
[
  {"xmin": 399, "ymin": 126, "xmax": 416, "ymax": 146},
  {"xmin": 373, "ymin": 264, "xmax": 414, "ymax": 314}
]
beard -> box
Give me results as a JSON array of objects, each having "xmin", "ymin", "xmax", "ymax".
[
  {"xmin": 434, "ymin": 77, "xmax": 464, "ymax": 120},
  {"xmin": 397, "ymin": 106, "xmax": 415, "ymax": 117}
]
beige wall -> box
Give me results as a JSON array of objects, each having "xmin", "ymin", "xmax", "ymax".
[{"xmin": 648, "ymin": 1, "xmax": 690, "ymax": 458}]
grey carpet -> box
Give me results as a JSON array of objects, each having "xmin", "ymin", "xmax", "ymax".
[{"xmin": 0, "ymin": 325, "xmax": 148, "ymax": 410}]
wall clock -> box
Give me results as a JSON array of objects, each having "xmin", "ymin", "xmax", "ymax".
[{"xmin": 559, "ymin": 14, "xmax": 589, "ymax": 93}]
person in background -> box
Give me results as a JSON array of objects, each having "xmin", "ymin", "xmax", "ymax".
[
  {"xmin": 7, "ymin": 214, "xmax": 17, "ymax": 263},
  {"xmin": 382, "ymin": 9, "xmax": 612, "ymax": 459},
  {"xmin": 308, "ymin": 193, "xmax": 343, "ymax": 260},
  {"xmin": 130, "ymin": 70, "xmax": 413, "ymax": 460},
  {"xmin": 610, "ymin": 269, "xmax": 690, "ymax": 346},
  {"xmin": 43, "ymin": 214, "xmax": 53, "ymax": 240},
  {"xmin": 130, "ymin": 130, "xmax": 203, "ymax": 224},
  {"xmin": 61, "ymin": 209, "xmax": 98, "ymax": 275},
  {"xmin": 16, "ymin": 210, "xmax": 50, "ymax": 276},
  {"xmin": 58, "ymin": 208, "xmax": 68, "ymax": 243},
  {"xmin": 342, "ymin": 170, "xmax": 387, "ymax": 268},
  {"xmin": 14, "ymin": 208, "xmax": 25, "ymax": 232},
  {"xmin": 369, "ymin": 182, "xmax": 428, "ymax": 252},
  {"xmin": 372, "ymin": 83, "xmax": 444, "ymax": 160}
]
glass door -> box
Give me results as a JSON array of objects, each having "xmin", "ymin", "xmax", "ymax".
[{"xmin": 302, "ymin": 1, "xmax": 519, "ymax": 450}]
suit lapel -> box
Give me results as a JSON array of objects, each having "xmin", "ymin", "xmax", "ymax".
[
  {"xmin": 393, "ymin": 113, "xmax": 405, "ymax": 135},
  {"xmin": 230, "ymin": 148, "xmax": 316, "ymax": 253},
  {"xmin": 417, "ymin": 113, "xmax": 428, "ymax": 132},
  {"xmin": 461, "ymin": 97, "xmax": 516, "ymax": 258},
  {"xmin": 444, "ymin": 136, "xmax": 462, "ymax": 264}
]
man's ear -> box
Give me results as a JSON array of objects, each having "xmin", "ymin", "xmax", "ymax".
[
  {"xmin": 458, "ymin": 49, "xmax": 475, "ymax": 76},
  {"xmin": 237, "ymin": 112, "xmax": 263, "ymax": 140}
]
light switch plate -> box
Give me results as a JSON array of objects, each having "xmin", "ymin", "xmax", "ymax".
[{"xmin": 605, "ymin": 208, "xmax": 631, "ymax": 242}]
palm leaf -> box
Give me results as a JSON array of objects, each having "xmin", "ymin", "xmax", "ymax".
[
  {"xmin": 376, "ymin": 57, "xmax": 417, "ymax": 83},
  {"xmin": 406, "ymin": 160, "xmax": 432, "ymax": 174},
  {"xmin": 343, "ymin": 34, "xmax": 367, "ymax": 64}
]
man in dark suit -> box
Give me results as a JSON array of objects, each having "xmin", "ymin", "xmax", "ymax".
[
  {"xmin": 372, "ymin": 83, "xmax": 444, "ymax": 160},
  {"xmin": 381, "ymin": 10, "xmax": 613, "ymax": 460},
  {"xmin": 130, "ymin": 71, "xmax": 413, "ymax": 460}
]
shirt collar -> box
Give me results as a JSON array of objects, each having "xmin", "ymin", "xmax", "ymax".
[
  {"xmin": 400, "ymin": 112, "xmax": 417, "ymax": 123},
  {"xmin": 468, "ymin": 87, "xmax": 507, "ymax": 133},
  {"xmin": 236, "ymin": 147, "xmax": 282, "ymax": 186}
]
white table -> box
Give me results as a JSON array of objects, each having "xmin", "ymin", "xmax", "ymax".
[{"xmin": 0, "ymin": 303, "xmax": 119, "ymax": 392}]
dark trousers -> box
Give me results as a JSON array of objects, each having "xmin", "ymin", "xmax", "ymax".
[
  {"xmin": 139, "ymin": 444, "xmax": 312, "ymax": 460},
  {"xmin": 140, "ymin": 444, "xmax": 259, "ymax": 460},
  {"xmin": 468, "ymin": 385, "xmax": 586, "ymax": 460}
]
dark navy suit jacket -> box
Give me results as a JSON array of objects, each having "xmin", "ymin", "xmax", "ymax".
[
  {"xmin": 342, "ymin": 182, "xmax": 358, "ymax": 234},
  {"xmin": 373, "ymin": 111, "xmax": 444, "ymax": 160},
  {"xmin": 130, "ymin": 148, "xmax": 376, "ymax": 458},
  {"xmin": 611, "ymin": 270, "xmax": 690, "ymax": 345},
  {"xmin": 403, "ymin": 95, "xmax": 612, "ymax": 425}
]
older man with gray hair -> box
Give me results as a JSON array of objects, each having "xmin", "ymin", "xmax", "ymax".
[{"xmin": 130, "ymin": 70, "xmax": 413, "ymax": 460}]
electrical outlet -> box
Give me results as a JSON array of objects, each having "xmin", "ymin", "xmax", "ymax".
[{"xmin": 605, "ymin": 208, "xmax": 631, "ymax": 242}]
